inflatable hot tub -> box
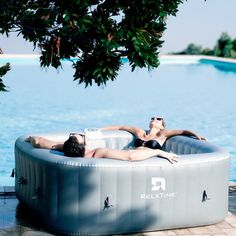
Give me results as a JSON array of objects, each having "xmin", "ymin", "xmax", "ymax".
[{"xmin": 15, "ymin": 130, "xmax": 229, "ymax": 235}]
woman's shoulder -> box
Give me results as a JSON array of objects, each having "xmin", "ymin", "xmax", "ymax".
[{"xmin": 161, "ymin": 129, "xmax": 183, "ymax": 137}]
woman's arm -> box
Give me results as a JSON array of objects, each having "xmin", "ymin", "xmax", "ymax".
[
  {"xmin": 100, "ymin": 125, "xmax": 143, "ymax": 136},
  {"xmin": 164, "ymin": 130, "xmax": 206, "ymax": 140},
  {"xmin": 26, "ymin": 136, "xmax": 64, "ymax": 151},
  {"xmin": 91, "ymin": 148, "xmax": 178, "ymax": 164}
]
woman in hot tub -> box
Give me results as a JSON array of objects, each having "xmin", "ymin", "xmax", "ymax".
[{"xmin": 101, "ymin": 117, "xmax": 205, "ymax": 149}]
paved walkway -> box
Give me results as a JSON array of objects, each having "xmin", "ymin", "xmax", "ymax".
[
  {"xmin": 0, "ymin": 184, "xmax": 236, "ymax": 236},
  {"xmin": 144, "ymin": 212, "xmax": 236, "ymax": 236}
]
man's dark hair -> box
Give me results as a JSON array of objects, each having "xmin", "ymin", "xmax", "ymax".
[{"xmin": 63, "ymin": 136, "xmax": 85, "ymax": 157}]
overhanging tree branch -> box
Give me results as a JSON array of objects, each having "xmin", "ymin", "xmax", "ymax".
[{"xmin": 0, "ymin": 0, "xmax": 186, "ymax": 88}]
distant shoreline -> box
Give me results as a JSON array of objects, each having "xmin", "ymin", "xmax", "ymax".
[
  {"xmin": 1, "ymin": 54, "xmax": 236, "ymax": 72},
  {"xmin": 160, "ymin": 54, "xmax": 236, "ymax": 64},
  {"xmin": 1, "ymin": 54, "xmax": 236, "ymax": 65}
]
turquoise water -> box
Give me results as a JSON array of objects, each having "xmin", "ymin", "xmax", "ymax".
[{"xmin": 0, "ymin": 56, "xmax": 236, "ymax": 185}]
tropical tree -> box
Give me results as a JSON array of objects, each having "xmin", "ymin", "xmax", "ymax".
[
  {"xmin": 173, "ymin": 32, "xmax": 236, "ymax": 59},
  {"xmin": 0, "ymin": 0, "xmax": 185, "ymax": 90},
  {"xmin": 201, "ymin": 48, "xmax": 214, "ymax": 56},
  {"xmin": 0, "ymin": 62, "xmax": 10, "ymax": 92},
  {"xmin": 176, "ymin": 43, "xmax": 202, "ymax": 55},
  {"xmin": 214, "ymin": 32, "xmax": 232, "ymax": 58},
  {"xmin": 231, "ymin": 39, "xmax": 236, "ymax": 58}
]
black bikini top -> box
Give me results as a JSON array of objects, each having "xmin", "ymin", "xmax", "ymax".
[{"xmin": 134, "ymin": 138, "xmax": 162, "ymax": 149}]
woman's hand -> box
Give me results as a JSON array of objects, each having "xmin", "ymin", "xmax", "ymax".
[
  {"xmin": 198, "ymin": 135, "xmax": 207, "ymax": 141},
  {"xmin": 195, "ymin": 135, "xmax": 206, "ymax": 141}
]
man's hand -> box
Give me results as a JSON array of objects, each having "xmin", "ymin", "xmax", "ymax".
[
  {"xmin": 158, "ymin": 150, "xmax": 179, "ymax": 164},
  {"xmin": 25, "ymin": 136, "xmax": 42, "ymax": 148}
]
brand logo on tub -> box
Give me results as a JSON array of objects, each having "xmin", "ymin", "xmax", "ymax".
[
  {"xmin": 141, "ymin": 177, "xmax": 176, "ymax": 200},
  {"xmin": 151, "ymin": 177, "xmax": 166, "ymax": 191}
]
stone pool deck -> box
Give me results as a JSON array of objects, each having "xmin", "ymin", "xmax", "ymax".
[{"xmin": 0, "ymin": 183, "xmax": 236, "ymax": 236}]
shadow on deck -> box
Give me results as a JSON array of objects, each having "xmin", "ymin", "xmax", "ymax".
[{"xmin": 0, "ymin": 184, "xmax": 236, "ymax": 236}]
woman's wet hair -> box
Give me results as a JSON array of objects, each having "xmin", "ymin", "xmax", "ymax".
[{"xmin": 63, "ymin": 136, "xmax": 85, "ymax": 157}]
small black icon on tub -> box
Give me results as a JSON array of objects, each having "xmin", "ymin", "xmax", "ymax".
[
  {"xmin": 103, "ymin": 196, "xmax": 113, "ymax": 210},
  {"xmin": 202, "ymin": 190, "xmax": 210, "ymax": 202}
]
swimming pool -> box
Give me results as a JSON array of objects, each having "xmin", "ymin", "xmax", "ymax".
[{"xmin": 0, "ymin": 55, "xmax": 236, "ymax": 185}]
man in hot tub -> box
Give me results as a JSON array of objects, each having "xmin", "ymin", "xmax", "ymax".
[{"xmin": 27, "ymin": 132, "xmax": 178, "ymax": 164}]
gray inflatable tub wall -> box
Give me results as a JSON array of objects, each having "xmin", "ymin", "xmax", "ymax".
[{"xmin": 15, "ymin": 130, "xmax": 229, "ymax": 235}]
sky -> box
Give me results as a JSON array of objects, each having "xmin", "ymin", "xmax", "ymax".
[
  {"xmin": 0, "ymin": 0, "xmax": 236, "ymax": 54},
  {"xmin": 161, "ymin": 0, "xmax": 236, "ymax": 53}
]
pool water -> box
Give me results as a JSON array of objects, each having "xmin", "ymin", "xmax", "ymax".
[{"xmin": 0, "ymin": 56, "xmax": 236, "ymax": 185}]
